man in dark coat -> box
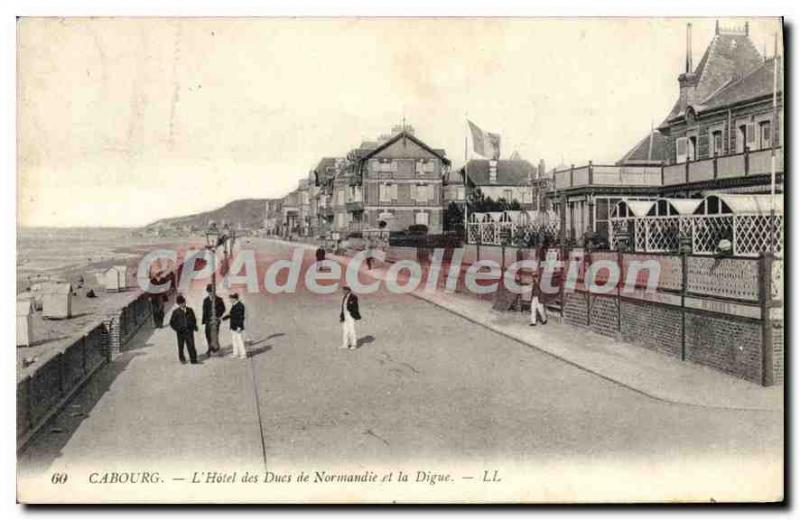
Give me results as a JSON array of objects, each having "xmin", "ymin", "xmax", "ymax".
[
  {"xmin": 150, "ymin": 291, "xmax": 167, "ymax": 328},
  {"xmin": 169, "ymin": 295, "xmax": 199, "ymax": 364},
  {"xmin": 223, "ymin": 293, "xmax": 247, "ymax": 359},
  {"xmin": 339, "ymin": 286, "xmax": 361, "ymax": 350},
  {"xmin": 201, "ymin": 284, "xmax": 226, "ymax": 357},
  {"xmin": 149, "ymin": 274, "xmax": 168, "ymax": 328}
]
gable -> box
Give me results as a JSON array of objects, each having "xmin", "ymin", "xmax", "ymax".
[{"xmin": 371, "ymin": 136, "xmax": 442, "ymax": 161}]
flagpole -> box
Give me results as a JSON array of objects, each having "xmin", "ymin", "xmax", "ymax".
[
  {"xmin": 464, "ymin": 114, "xmax": 469, "ymax": 244},
  {"xmin": 770, "ymin": 32, "xmax": 778, "ymax": 253}
]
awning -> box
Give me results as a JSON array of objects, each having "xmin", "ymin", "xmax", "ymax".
[
  {"xmin": 698, "ymin": 193, "xmax": 784, "ymax": 215},
  {"xmin": 647, "ymin": 198, "xmax": 704, "ymax": 216},
  {"xmin": 612, "ymin": 200, "xmax": 655, "ymax": 218}
]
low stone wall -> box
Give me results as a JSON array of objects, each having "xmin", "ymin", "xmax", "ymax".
[
  {"xmin": 18, "ymin": 288, "xmax": 161, "ymax": 450},
  {"xmin": 17, "ymin": 322, "xmax": 107, "ymax": 448}
]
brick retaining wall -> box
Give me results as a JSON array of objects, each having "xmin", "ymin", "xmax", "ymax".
[
  {"xmin": 589, "ymin": 295, "xmax": 619, "ymax": 339},
  {"xmin": 684, "ymin": 311, "xmax": 764, "ymax": 384},
  {"xmin": 620, "ymin": 300, "xmax": 683, "ymax": 358}
]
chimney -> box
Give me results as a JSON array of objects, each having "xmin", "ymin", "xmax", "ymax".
[
  {"xmin": 677, "ymin": 23, "xmax": 699, "ymax": 112},
  {"xmin": 489, "ymin": 160, "xmax": 498, "ymax": 184},
  {"xmin": 538, "ymin": 159, "xmax": 546, "ymax": 180}
]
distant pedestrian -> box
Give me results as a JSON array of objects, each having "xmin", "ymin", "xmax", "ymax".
[
  {"xmin": 202, "ymin": 284, "xmax": 226, "ymax": 357},
  {"xmin": 530, "ymin": 241, "xmax": 556, "ymax": 327},
  {"xmin": 223, "ymin": 293, "xmax": 247, "ymax": 359},
  {"xmin": 339, "ymin": 286, "xmax": 361, "ymax": 350},
  {"xmin": 150, "ymin": 286, "xmax": 167, "ymax": 328},
  {"xmin": 529, "ymin": 274, "xmax": 548, "ymax": 327},
  {"xmin": 169, "ymin": 295, "xmax": 199, "ymax": 364},
  {"xmin": 315, "ymin": 245, "xmax": 326, "ymax": 271},
  {"xmin": 365, "ymin": 237, "xmax": 375, "ymax": 269}
]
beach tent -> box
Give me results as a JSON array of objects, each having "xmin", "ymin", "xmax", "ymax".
[
  {"xmin": 17, "ymin": 299, "xmax": 34, "ymax": 347},
  {"xmin": 104, "ymin": 265, "xmax": 129, "ymax": 292},
  {"xmin": 41, "ymin": 282, "xmax": 73, "ymax": 319}
]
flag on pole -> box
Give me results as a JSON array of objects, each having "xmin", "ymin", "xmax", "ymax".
[{"xmin": 467, "ymin": 120, "xmax": 501, "ymax": 159}]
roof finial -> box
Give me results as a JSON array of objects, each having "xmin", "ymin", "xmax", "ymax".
[
  {"xmin": 715, "ymin": 20, "xmax": 719, "ymax": 35},
  {"xmin": 686, "ymin": 23, "xmax": 693, "ymax": 73}
]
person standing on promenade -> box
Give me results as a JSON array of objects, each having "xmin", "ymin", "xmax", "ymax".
[
  {"xmin": 169, "ymin": 295, "xmax": 199, "ymax": 364},
  {"xmin": 339, "ymin": 286, "xmax": 361, "ymax": 350},
  {"xmin": 223, "ymin": 293, "xmax": 247, "ymax": 359},
  {"xmin": 202, "ymin": 284, "xmax": 226, "ymax": 357},
  {"xmin": 530, "ymin": 236, "xmax": 556, "ymax": 327},
  {"xmin": 150, "ymin": 290, "xmax": 167, "ymax": 328},
  {"xmin": 365, "ymin": 236, "xmax": 375, "ymax": 270},
  {"xmin": 315, "ymin": 244, "xmax": 326, "ymax": 271}
]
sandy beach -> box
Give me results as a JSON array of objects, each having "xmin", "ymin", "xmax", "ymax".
[{"xmin": 16, "ymin": 227, "xmax": 194, "ymax": 377}]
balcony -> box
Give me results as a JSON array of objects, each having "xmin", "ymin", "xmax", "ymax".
[
  {"xmin": 551, "ymin": 148, "xmax": 783, "ymax": 192},
  {"xmin": 553, "ymin": 163, "xmax": 662, "ymax": 190},
  {"xmin": 345, "ymin": 187, "xmax": 364, "ymax": 212},
  {"xmin": 662, "ymin": 147, "xmax": 783, "ymax": 186}
]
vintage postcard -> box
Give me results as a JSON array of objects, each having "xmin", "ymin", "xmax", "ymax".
[{"xmin": 15, "ymin": 17, "xmax": 784, "ymax": 504}]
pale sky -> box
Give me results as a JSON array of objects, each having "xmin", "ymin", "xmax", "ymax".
[{"xmin": 17, "ymin": 17, "xmax": 782, "ymax": 227}]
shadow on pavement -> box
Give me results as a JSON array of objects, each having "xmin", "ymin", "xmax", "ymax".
[
  {"xmin": 357, "ymin": 335, "xmax": 376, "ymax": 348},
  {"xmin": 18, "ymin": 320, "xmax": 167, "ymax": 476},
  {"xmin": 17, "ymin": 348, "xmax": 149, "ymax": 476}
]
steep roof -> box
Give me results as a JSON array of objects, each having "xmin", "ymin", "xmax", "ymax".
[
  {"xmin": 701, "ymin": 57, "xmax": 781, "ymax": 111},
  {"xmin": 665, "ymin": 30, "xmax": 764, "ymax": 121},
  {"xmin": 616, "ymin": 131, "xmax": 669, "ymax": 165},
  {"xmin": 360, "ymin": 131, "xmax": 451, "ymax": 165},
  {"xmin": 463, "ymin": 159, "xmax": 534, "ymax": 187},
  {"xmin": 313, "ymin": 157, "xmax": 338, "ymax": 185}
]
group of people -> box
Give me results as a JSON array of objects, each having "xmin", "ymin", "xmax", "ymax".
[{"xmin": 162, "ymin": 284, "xmax": 247, "ymax": 364}]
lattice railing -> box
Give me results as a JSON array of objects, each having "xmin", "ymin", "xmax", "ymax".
[
  {"xmin": 610, "ymin": 214, "xmax": 782, "ymax": 257},
  {"xmin": 644, "ymin": 217, "xmax": 688, "ymax": 253},
  {"xmin": 735, "ymin": 214, "xmax": 784, "ymax": 257},
  {"xmin": 692, "ymin": 215, "xmax": 734, "ymax": 255},
  {"xmin": 609, "ymin": 219, "xmax": 632, "ymax": 251},
  {"xmin": 467, "ymin": 221, "xmax": 561, "ymax": 245}
]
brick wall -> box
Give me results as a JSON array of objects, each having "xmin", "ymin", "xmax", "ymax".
[
  {"xmin": 563, "ymin": 291, "xmax": 588, "ymax": 328},
  {"xmin": 684, "ymin": 311, "xmax": 763, "ymax": 384},
  {"xmin": 19, "ymin": 289, "xmax": 158, "ymax": 449},
  {"xmin": 772, "ymin": 320, "xmax": 784, "ymax": 385},
  {"xmin": 589, "ymin": 295, "xmax": 619, "ymax": 338},
  {"xmin": 620, "ymin": 300, "xmax": 683, "ymax": 358}
]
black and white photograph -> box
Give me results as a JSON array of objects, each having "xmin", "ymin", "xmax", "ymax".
[{"xmin": 11, "ymin": 12, "xmax": 786, "ymax": 504}]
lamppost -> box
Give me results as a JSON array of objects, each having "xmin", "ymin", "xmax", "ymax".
[{"xmin": 205, "ymin": 222, "xmax": 221, "ymax": 353}]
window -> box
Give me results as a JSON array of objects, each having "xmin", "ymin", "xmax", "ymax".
[
  {"xmin": 712, "ymin": 130, "xmax": 723, "ymax": 157},
  {"xmin": 380, "ymin": 183, "xmax": 397, "ymax": 202},
  {"xmin": 738, "ymin": 123, "xmax": 756, "ymax": 152},
  {"xmin": 746, "ymin": 123, "xmax": 756, "ymax": 150},
  {"xmin": 411, "ymin": 184, "xmax": 434, "ymax": 203},
  {"xmin": 676, "ymin": 137, "xmax": 688, "ymax": 163},
  {"xmin": 759, "ymin": 121, "xmax": 771, "ymax": 150},
  {"xmin": 397, "ymin": 160, "xmax": 414, "ymax": 176},
  {"xmin": 379, "ymin": 183, "xmax": 392, "ymax": 202},
  {"xmin": 503, "ymin": 189, "xmax": 513, "ymax": 202},
  {"xmin": 415, "ymin": 212, "xmax": 429, "ymax": 226},
  {"xmin": 687, "ymin": 136, "xmax": 697, "ymax": 161}
]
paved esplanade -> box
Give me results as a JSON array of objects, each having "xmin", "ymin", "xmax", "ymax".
[{"xmin": 19, "ymin": 240, "xmax": 782, "ymax": 502}]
